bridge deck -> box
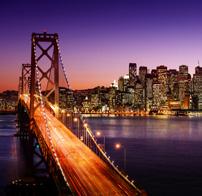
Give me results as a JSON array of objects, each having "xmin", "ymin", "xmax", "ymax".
[{"xmin": 21, "ymin": 95, "xmax": 140, "ymax": 195}]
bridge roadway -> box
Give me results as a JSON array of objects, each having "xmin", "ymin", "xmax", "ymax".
[{"xmin": 21, "ymin": 95, "xmax": 141, "ymax": 195}]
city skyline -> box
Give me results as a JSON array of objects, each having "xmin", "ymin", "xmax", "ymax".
[
  {"xmin": 0, "ymin": 62, "xmax": 201, "ymax": 92},
  {"xmin": 1, "ymin": 0, "xmax": 202, "ymax": 91}
]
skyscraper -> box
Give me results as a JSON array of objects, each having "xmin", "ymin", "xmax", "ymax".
[
  {"xmin": 118, "ymin": 76, "xmax": 124, "ymax": 92},
  {"xmin": 179, "ymin": 65, "xmax": 188, "ymax": 75},
  {"xmin": 178, "ymin": 65, "xmax": 190, "ymax": 109},
  {"xmin": 156, "ymin": 65, "xmax": 168, "ymax": 106},
  {"xmin": 129, "ymin": 63, "xmax": 137, "ymax": 85},
  {"xmin": 193, "ymin": 66, "xmax": 202, "ymax": 109},
  {"xmin": 139, "ymin": 66, "xmax": 147, "ymax": 86}
]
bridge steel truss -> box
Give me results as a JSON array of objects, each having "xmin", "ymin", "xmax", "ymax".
[
  {"xmin": 22, "ymin": 63, "xmax": 31, "ymax": 94},
  {"xmin": 30, "ymin": 32, "xmax": 60, "ymax": 120}
]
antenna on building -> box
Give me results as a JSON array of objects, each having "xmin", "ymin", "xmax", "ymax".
[{"xmin": 198, "ymin": 59, "xmax": 200, "ymax": 66}]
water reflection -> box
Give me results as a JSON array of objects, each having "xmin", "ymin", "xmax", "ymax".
[
  {"xmin": 87, "ymin": 116, "xmax": 202, "ymax": 141},
  {"xmin": 87, "ymin": 116, "xmax": 202, "ymax": 195}
]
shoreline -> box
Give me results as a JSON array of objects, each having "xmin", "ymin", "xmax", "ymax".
[
  {"xmin": 81, "ymin": 112, "xmax": 202, "ymax": 118},
  {"xmin": 0, "ymin": 111, "xmax": 16, "ymax": 115}
]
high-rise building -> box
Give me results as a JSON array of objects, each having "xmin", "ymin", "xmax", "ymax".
[
  {"xmin": 195, "ymin": 66, "xmax": 202, "ymax": 75},
  {"xmin": 179, "ymin": 65, "xmax": 188, "ymax": 75},
  {"xmin": 152, "ymin": 82, "xmax": 162, "ymax": 108},
  {"xmin": 134, "ymin": 80, "xmax": 144, "ymax": 110},
  {"xmin": 129, "ymin": 63, "xmax": 137, "ymax": 85},
  {"xmin": 156, "ymin": 65, "xmax": 168, "ymax": 106},
  {"xmin": 193, "ymin": 66, "xmax": 202, "ymax": 109},
  {"xmin": 146, "ymin": 74, "xmax": 153, "ymax": 111},
  {"xmin": 59, "ymin": 87, "xmax": 75, "ymax": 111},
  {"xmin": 118, "ymin": 76, "xmax": 124, "ymax": 92},
  {"xmin": 178, "ymin": 65, "xmax": 191, "ymax": 109},
  {"xmin": 139, "ymin": 66, "xmax": 147, "ymax": 86},
  {"xmin": 109, "ymin": 87, "xmax": 116, "ymax": 111},
  {"xmin": 167, "ymin": 69, "xmax": 179, "ymax": 101},
  {"xmin": 123, "ymin": 74, "xmax": 130, "ymax": 91}
]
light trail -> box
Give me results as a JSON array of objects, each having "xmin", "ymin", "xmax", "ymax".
[{"xmin": 21, "ymin": 95, "xmax": 143, "ymax": 195}]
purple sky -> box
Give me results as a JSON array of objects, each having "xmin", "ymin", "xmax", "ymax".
[{"xmin": 1, "ymin": 0, "xmax": 202, "ymax": 91}]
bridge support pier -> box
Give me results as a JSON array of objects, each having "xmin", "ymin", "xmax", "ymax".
[{"xmin": 16, "ymin": 101, "xmax": 30, "ymax": 138}]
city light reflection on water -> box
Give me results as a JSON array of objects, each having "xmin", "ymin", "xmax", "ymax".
[
  {"xmin": 88, "ymin": 116, "xmax": 202, "ymax": 196},
  {"xmin": 88, "ymin": 116, "xmax": 202, "ymax": 141}
]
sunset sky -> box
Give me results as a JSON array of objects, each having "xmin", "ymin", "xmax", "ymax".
[{"xmin": 1, "ymin": 0, "xmax": 202, "ymax": 91}]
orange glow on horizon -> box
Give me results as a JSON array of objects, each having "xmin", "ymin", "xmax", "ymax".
[
  {"xmin": 0, "ymin": 81, "xmax": 111, "ymax": 92},
  {"xmin": 71, "ymin": 83, "xmax": 110, "ymax": 90}
]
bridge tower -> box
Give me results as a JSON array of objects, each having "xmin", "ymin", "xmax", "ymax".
[
  {"xmin": 30, "ymin": 32, "xmax": 59, "ymax": 119},
  {"xmin": 21, "ymin": 63, "xmax": 31, "ymax": 94}
]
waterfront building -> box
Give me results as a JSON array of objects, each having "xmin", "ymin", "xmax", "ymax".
[
  {"xmin": 0, "ymin": 90, "xmax": 18, "ymax": 111},
  {"xmin": 90, "ymin": 93, "xmax": 101, "ymax": 111},
  {"xmin": 59, "ymin": 87, "xmax": 75, "ymax": 111},
  {"xmin": 82, "ymin": 96, "xmax": 90, "ymax": 113},
  {"xmin": 108, "ymin": 87, "xmax": 116, "ymax": 111}
]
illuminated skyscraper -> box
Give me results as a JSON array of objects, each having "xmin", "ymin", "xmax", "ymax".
[
  {"xmin": 139, "ymin": 66, "xmax": 147, "ymax": 86},
  {"xmin": 118, "ymin": 76, "xmax": 124, "ymax": 92},
  {"xmin": 193, "ymin": 66, "xmax": 202, "ymax": 109},
  {"xmin": 156, "ymin": 65, "xmax": 168, "ymax": 106},
  {"xmin": 146, "ymin": 74, "xmax": 153, "ymax": 111},
  {"xmin": 179, "ymin": 65, "xmax": 188, "ymax": 75},
  {"xmin": 134, "ymin": 80, "xmax": 144, "ymax": 109},
  {"xmin": 178, "ymin": 65, "xmax": 191, "ymax": 109},
  {"xmin": 168, "ymin": 69, "xmax": 179, "ymax": 100},
  {"xmin": 129, "ymin": 63, "xmax": 137, "ymax": 85}
]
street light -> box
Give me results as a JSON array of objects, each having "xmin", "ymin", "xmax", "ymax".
[
  {"xmin": 83, "ymin": 122, "xmax": 89, "ymax": 146},
  {"xmin": 83, "ymin": 122, "xmax": 88, "ymax": 128},
  {"xmin": 96, "ymin": 131, "xmax": 105, "ymax": 150},
  {"xmin": 115, "ymin": 143, "xmax": 126, "ymax": 171},
  {"xmin": 73, "ymin": 117, "xmax": 79, "ymax": 137},
  {"xmin": 96, "ymin": 131, "xmax": 101, "ymax": 137},
  {"xmin": 65, "ymin": 113, "xmax": 71, "ymax": 128},
  {"xmin": 73, "ymin": 117, "xmax": 78, "ymax": 122},
  {"xmin": 60, "ymin": 109, "xmax": 66, "ymax": 124}
]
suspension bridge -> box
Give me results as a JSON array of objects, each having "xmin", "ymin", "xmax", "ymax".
[{"xmin": 17, "ymin": 32, "xmax": 146, "ymax": 195}]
